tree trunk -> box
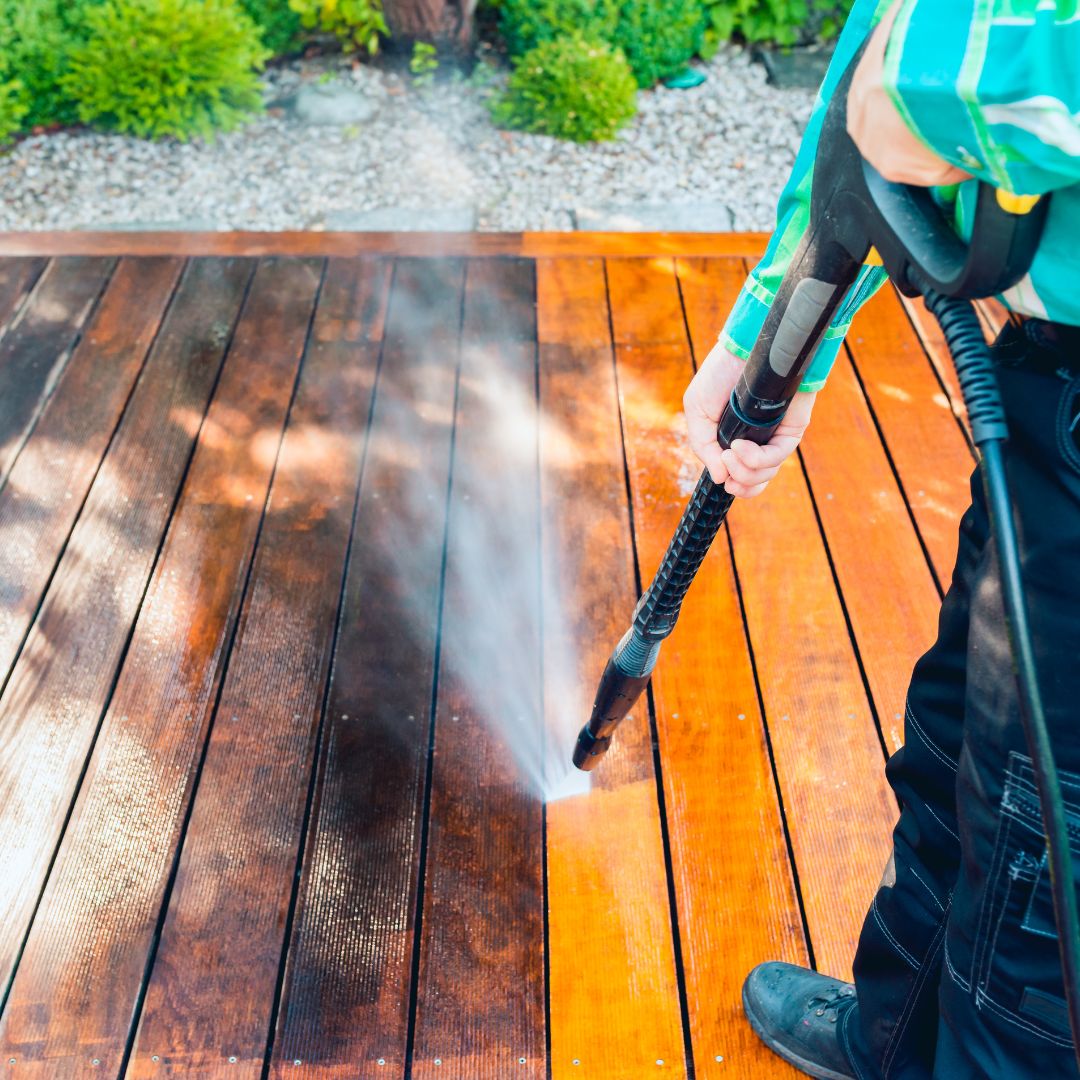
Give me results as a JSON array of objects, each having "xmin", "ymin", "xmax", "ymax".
[{"xmin": 382, "ymin": 0, "xmax": 478, "ymax": 50}]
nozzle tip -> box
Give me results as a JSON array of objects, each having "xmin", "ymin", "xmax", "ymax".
[{"xmin": 572, "ymin": 724, "xmax": 611, "ymax": 771}]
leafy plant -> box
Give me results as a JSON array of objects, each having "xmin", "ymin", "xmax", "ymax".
[
  {"xmin": 238, "ymin": 0, "xmax": 304, "ymax": 55},
  {"xmin": 491, "ymin": 34, "xmax": 637, "ymax": 143},
  {"xmin": 410, "ymin": 41, "xmax": 439, "ymax": 86},
  {"xmin": 63, "ymin": 0, "xmax": 270, "ymax": 141},
  {"xmin": 0, "ymin": 77, "xmax": 28, "ymax": 145},
  {"xmin": 701, "ymin": 0, "xmax": 851, "ymax": 53},
  {"xmin": 0, "ymin": 0, "xmax": 96, "ymax": 130},
  {"xmin": 499, "ymin": 0, "xmax": 700, "ymax": 88},
  {"xmin": 287, "ymin": 0, "xmax": 388, "ymax": 54},
  {"xmin": 613, "ymin": 0, "xmax": 703, "ymax": 87}
]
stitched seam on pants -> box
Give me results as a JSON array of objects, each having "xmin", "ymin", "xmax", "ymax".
[
  {"xmin": 873, "ymin": 895, "xmax": 921, "ymax": 972},
  {"xmin": 944, "ymin": 940, "xmax": 971, "ymax": 992},
  {"xmin": 882, "ymin": 910, "xmax": 949, "ymax": 1078},
  {"xmin": 840, "ymin": 998, "xmax": 870, "ymax": 1080},
  {"xmin": 905, "ymin": 701, "xmax": 958, "ymax": 773},
  {"xmin": 974, "ymin": 810, "xmax": 1015, "ymax": 991},
  {"xmin": 976, "ymin": 987, "xmax": 1076, "ymax": 1048},
  {"xmin": 908, "ymin": 866, "xmax": 947, "ymax": 914},
  {"xmin": 924, "ymin": 802, "xmax": 960, "ymax": 843}
]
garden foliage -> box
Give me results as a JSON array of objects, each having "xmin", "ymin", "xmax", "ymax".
[
  {"xmin": 239, "ymin": 0, "xmax": 304, "ymax": 54},
  {"xmin": 0, "ymin": 75, "xmax": 27, "ymax": 146},
  {"xmin": 287, "ymin": 0, "xmax": 389, "ymax": 54},
  {"xmin": 63, "ymin": 0, "xmax": 271, "ymax": 141},
  {"xmin": 491, "ymin": 34, "xmax": 637, "ymax": 143}
]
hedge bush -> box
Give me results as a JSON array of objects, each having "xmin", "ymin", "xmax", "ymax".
[
  {"xmin": 0, "ymin": 0, "xmax": 95, "ymax": 131},
  {"xmin": 702, "ymin": 0, "xmax": 851, "ymax": 53},
  {"xmin": 63, "ymin": 0, "xmax": 270, "ymax": 141},
  {"xmin": 239, "ymin": 0, "xmax": 304, "ymax": 54},
  {"xmin": 491, "ymin": 34, "xmax": 637, "ymax": 143},
  {"xmin": 0, "ymin": 77, "xmax": 28, "ymax": 145},
  {"xmin": 499, "ymin": 0, "xmax": 701, "ymax": 88}
]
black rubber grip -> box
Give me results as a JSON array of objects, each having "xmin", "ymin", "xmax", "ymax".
[{"xmin": 633, "ymin": 469, "xmax": 735, "ymax": 642}]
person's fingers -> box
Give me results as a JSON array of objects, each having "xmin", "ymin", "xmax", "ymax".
[
  {"xmin": 685, "ymin": 404, "xmax": 728, "ymax": 482},
  {"xmin": 721, "ymin": 446, "xmax": 781, "ymax": 487},
  {"xmin": 727, "ymin": 436, "xmax": 795, "ymax": 471},
  {"xmin": 724, "ymin": 476, "xmax": 769, "ymax": 498}
]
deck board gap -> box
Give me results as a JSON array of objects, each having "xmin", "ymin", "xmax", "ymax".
[
  {"xmin": 116, "ymin": 257, "xmax": 330, "ymax": 1077},
  {"xmin": 674, "ymin": 258, "xmax": 817, "ymax": 979},
  {"xmin": 794, "ymin": 448, "xmax": 894, "ymax": 775},
  {"xmin": 258, "ymin": 259, "xmax": 397, "ymax": 1080},
  {"xmin": 0, "ymin": 257, "xmax": 119, "ymax": 502},
  {"xmin": 0, "ymin": 258, "xmax": 48, "ymax": 345},
  {"xmin": 401, "ymin": 259, "xmax": 468, "ymax": 1078},
  {"xmin": 601, "ymin": 258, "xmax": 698, "ymax": 1079},
  {"xmin": 843, "ymin": 340, "xmax": 947, "ymax": 600}
]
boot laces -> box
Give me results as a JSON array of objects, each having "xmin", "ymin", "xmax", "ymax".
[{"xmin": 807, "ymin": 984, "xmax": 855, "ymax": 1023}]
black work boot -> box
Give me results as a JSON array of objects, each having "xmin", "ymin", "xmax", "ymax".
[{"xmin": 742, "ymin": 962, "xmax": 858, "ymax": 1080}]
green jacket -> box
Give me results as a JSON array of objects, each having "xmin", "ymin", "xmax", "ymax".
[{"xmin": 720, "ymin": 0, "xmax": 1080, "ymax": 392}]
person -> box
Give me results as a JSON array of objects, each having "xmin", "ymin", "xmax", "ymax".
[{"xmin": 683, "ymin": 0, "xmax": 1080, "ymax": 1076}]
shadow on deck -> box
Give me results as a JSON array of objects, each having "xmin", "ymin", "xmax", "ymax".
[{"xmin": 0, "ymin": 234, "xmax": 997, "ymax": 1079}]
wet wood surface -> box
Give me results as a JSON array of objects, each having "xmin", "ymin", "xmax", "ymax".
[{"xmin": 0, "ymin": 243, "xmax": 972, "ymax": 1077}]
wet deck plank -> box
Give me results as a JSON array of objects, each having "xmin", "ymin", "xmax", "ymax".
[{"xmin": 0, "ymin": 238, "xmax": 966, "ymax": 1078}]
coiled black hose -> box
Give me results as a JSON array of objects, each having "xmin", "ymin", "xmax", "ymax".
[{"xmin": 923, "ymin": 289, "xmax": 1080, "ymax": 1070}]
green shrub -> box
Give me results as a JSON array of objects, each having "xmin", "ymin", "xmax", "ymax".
[
  {"xmin": 613, "ymin": 0, "xmax": 703, "ymax": 86},
  {"xmin": 0, "ymin": 0, "xmax": 96, "ymax": 130},
  {"xmin": 238, "ymin": 0, "xmax": 304, "ymax": 55},
  {"xmin": 410, "ymin": 41, "xmax": 439, "ymax": 86},
  {"xmin": 287, "ymin": 0, "xmax": 388, "ymax": 54},
  {"xmin": 499, "ymin": 0, "xmax": 701, "ymax": 88},
  {"xmin": 0, "ymin": 78, "xmax": 28, "ymax": 145},
  {"xmin": 701, "ymin": 0, "xmax": 851, "ymax": 52},
  {"xmin": 491, "ymin": 34, "xmax": 637, "ymax": 143},
  {"xmin": 63, "ymin": 0, "xmax": 270, "ymax": 141}
]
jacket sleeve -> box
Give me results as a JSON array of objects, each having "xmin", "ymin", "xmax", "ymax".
[
  {"xmin": 884, "ymin": 0, "xmax": 1080, "ymax": 196},
  {"xmin": 719, "ymin": 0, "xmax": 893, "ymax": 393}
]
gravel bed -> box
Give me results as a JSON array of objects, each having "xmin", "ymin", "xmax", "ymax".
[{"xmin": 0, "ymin": 45, "xmax": 815, "ymax": 232}]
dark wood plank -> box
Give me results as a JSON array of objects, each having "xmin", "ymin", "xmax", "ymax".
[
  {"xmin": 269, "ymin": 258, "xmax": 465, "ymax": 1079},
  {"xmin": 846, "ymin": 286, "xmax": 975, "ymax": 593},
  {"xmin": 0, "ymin": 257, "xmax": 253, "ymax": 1006},
  {"xmin": 0, "ymin": 257, "xmax": 322, "ymax": 1076},
  {"xmin": 678, "ymin": 257, "xmax": 896, "ymax": 981},
  {"xmin": 537, "ymin": 257, "xmax": 687, "ymax": 1080},
  {"xmin": 411, "ymin": 259, "xmax": 545, "ymax": 1080},
  {"xmin": 0, "ymin": 258, "xmax": 47, "ymax": 341},
  {"xmin": 0, "ymin": 256, "xmax": 115, "ymax": 484},
  {"xmin": 127, "ymin": 258, "xmax": 390, "ymax": 1078},
  {"xmin": 0, "ymin": 232, "xmax": 771, "ymax": 260},
  {"xmin": 0, "ymin": 256, "xmax": 184, "ymax": 692},
  {"xmin": 606, "ymin": 256, "xmax": 808, "ymax": 1078}
]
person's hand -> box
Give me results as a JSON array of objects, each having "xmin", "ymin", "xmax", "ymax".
[
  {"xmin": 847, "ymin": 1, "xmax": 973, "ymax": 187},
  {"xmin": 683, "ymin": 342, "xmax": 817, "ymax": 498}
]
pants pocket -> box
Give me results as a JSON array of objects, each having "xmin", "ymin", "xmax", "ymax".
[{"xmin": 973, "ymin": 752, "xmax": 1080, "ymax": 1047}]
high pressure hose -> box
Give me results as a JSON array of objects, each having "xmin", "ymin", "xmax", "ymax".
[{"xmin": 921, "ymin": 289, "xmax": 1080, "ymax": 1070}]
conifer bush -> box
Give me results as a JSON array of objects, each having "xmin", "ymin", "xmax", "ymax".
[
  {"xmin": 63, "ymin": 0, "xmax": 270, "ymax": 141},
  {"xmin": 491, "ymin": 34, "xmax": 637, "ymax": 143},
  {"xmin": 239, "ymin": 0, "xmax": 304, "ymax": 55}
]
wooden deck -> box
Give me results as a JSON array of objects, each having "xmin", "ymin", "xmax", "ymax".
[{"xmin": 0, "ymin": 235, "xmax": 990, "ymax": 1079}]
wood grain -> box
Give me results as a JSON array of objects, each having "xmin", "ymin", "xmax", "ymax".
[
  {"xmin": 845, "ymin": 286, "xmax": 975, "ymax": 592},
  {"xmin": 411, "ymin": 259, "xmax": 546, "ymax": 1080},
  {"xmin": 0, "ymin": 257, "xmax": 322, "ymax": 1077},
  {"xmin": 126, "ymin": 259, "xmax": 390, "ymax": 1078},
  {"xmin": 0, "ymin": 257, "xmax": 252, "ymax": 1006},
  {"xmin": 0, "ymin": 256, "xmax": 115, "ymax": 484},
  {"xmin": 269, "ymin": 259, "xmax": 465, "ymax": 1079},
  {"xmin": 537, "ymin": 256, "xmax": 687, "ymax": 1080},
  {"xmin": 0, "ymin": 257, "xmax": 183, "ymax": 690},
  {"xmin": 677, "ymin": 256, "xmax": 897, "ymax": 981},
  {"xmin": 606, "ymin": 256, "xmax": 807, "ymax": 1078},
  {"xmin": 0, "ymin": 232, "xmax": 772, "ymax": 260}
]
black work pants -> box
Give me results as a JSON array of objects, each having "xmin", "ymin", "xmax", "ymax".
[{"xmin": 843, "ymin": 320, "xmax": 1080, "ymax": 1079}]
